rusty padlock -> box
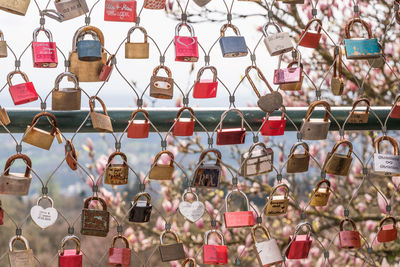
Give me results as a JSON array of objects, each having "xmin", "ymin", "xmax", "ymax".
[
  {"xmin": 31, "ymin": 28, "xmax": 58, "ymax": 68},
  {"xmin": 216, "ymin": 109, "xmax": 246, "ymax": 145},
  {"xmin": 241, "ymin": 142, "xmax": 273, "ymax": 177},
  {"xmin": 264, "ymin": 183, "xmax": 289, "ymax": 216},
  {"xmin": 127, "ymin": 109, "xmax": 150, "ymax": 139},
  {"xmin": 300, "ymin": 100, "xmax": 331, "ymax": 140},
  {"xmin": 105, "ymin": 152, "xmax": 129, "ymax": 185},
  {"xmin": 8, "ymin": 235, "xmax": 35, "ymax": 267},
  {"xmin": 323, "ymin": 140, "xmax": 353, "ymax": 176},
  {"xmin": 149, "ymin": 150, "xmax": 175, "ymax": 180},
  {"xmin": 173, "ymin": 107, "xmax": 195, "ymax": 137},
  {"xmin": 224, "ymin": 188, "xmax": 255, "ymax": 228},
  {"xmin": 339, "ymin": 218, "xmax": 361, "ymax": 249},
  {"xmin": 192, "ymin": 149, "xmax": 222, "ymax": 188},
  {"xmin": 149, "ymin": 65, "xmax": 174, "ymax": 99},
  {"xmin": 22, "ymin": 112, "xmax": 58, "ymax": 150},
  {"xmin": 80, "ymin": 196, "xmax": 110, "ymax": 237},
  {"xmin": 298, "ymin": 19, "xmax": 322, "ymax": 48},
  {"xmin": 58, "ymin": 235, "xmax": 82, "ymax": 267},
  {"xmin": 0, "ymin": 154, "xmax": 32, "ymax": 196},
  {"xmin": 129, "ymin": 192, "xmax": 152, "ymax": 223},
  {"xmin": 287, "ymin": 142, "xmax": 310, "ymax": 173},
  {"xmin": 309, "ymin": 179, "xmax": 331, "ymax": 207},
  {"xmin": 8, "ymin": 71, "xmax": 38, "ymax": 105},
  {"xmin": 125, "ymin": 26, "xmax": 149, "ymax": 59},
  {"xmin": 182, "ymin": 258, "xmax": 197, "ymax": 267},
  {"xmin": 159, "ymin": 230, "xmax": 186, "ymax": 262},
  {"xmin": 109, "ymin": 235, "xmax": 131, "ymax": 266},
  {"xmin": 65, "ymin": 140, "xmax": 78, "ymax": 171},
  {"xmin": 377, "ymin": 216, "xmax": 397, "ymax": 243},
  {"xmin": 193, "ymin": 66, "xmax": 218, "ymax": 98},
  {"xmin": 348, "ymin": 98, "xmax": 370, "ymax": 124},
  {"xmin": 89, "ymin": 96, "xmax": 113, "ymax": 133},
  {"xmin": 203, "ymin": 229, "xmax": 228, "ymax": 265},
  {"xmin": 52, "ymin": 72, "xmax": 81, "ymax": 110},
  {"xmin": 0, "ymin": 30, "xmax": 8, "ymax": 58}
]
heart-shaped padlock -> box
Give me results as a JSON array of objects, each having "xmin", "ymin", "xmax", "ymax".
[
  {"xmin": 178, "ymin": 190, "xmax": 205, "ymax": 223},
  {"xmin": 30, "ymin": 196, "xmax": 58, "ymax": 229}
]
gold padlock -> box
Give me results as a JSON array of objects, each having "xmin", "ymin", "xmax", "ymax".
[
  {"xmin": 309, "ymin": 179, "xmax": 331, "ymax": 207},
  {"xmin": 347, "ymin": 98, "xmax": 370, "ymax": 124},
  {"xmin": 150, "ymin": 65, "xmax": 174, "ymax": 99},
  {"xmin": 52, "ymin": 72, "xmax": 81, "ymax": 110},
  {"xmin": 69, "ymin": 26, "xmax": 107, "ymax": 82},
  {"xmin": 0, "ymin": 106, "xmax": 10, "ymax": 125},
  {"xmin": 323, "ymin": 140, "xmax": 353, "ymax": 176},
  {"xmin": 8, "ymin": 235, "xmax": 35, "ymax": 267},
  {"xmin": 331, "ymin": 46, "xmax": 344, "ymax": 95},
  {"xmin": 104, "ymin": 151, "xmax": 129, "ymax": 185},
  {"xmin": 0, "ymin": 30, "xmax": 7, "ymax": 58},
  {"xmin": 0, "ymin": 154, "xmax": 32, "ymax": 196},
  {"xmin": 149, "ymin": 150, "xmax": 175, "ymax": 180},
  {"xmin": 0, "ymin": 0, "xmax": 30, "ymax": 15},
  {"xmin": 22, "ymin": 112, "xmax": 58, "ymax": 150},
  {"xmin": 287, "ymin": 142, "xmax": 310, "ymax": 173},
  {"xmin": 264, "ymin": 183, "xmax": 289, "ymax": 216},
  {"xmin": 125, "ymin": 26, "xmax": 150, "ymax": 59},
  {"xmin": 89, "ymin": 96, "xmax": 113, "ymax": 133}
]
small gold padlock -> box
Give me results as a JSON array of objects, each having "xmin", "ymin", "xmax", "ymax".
[
  {"xmin": 22, "ymin": 112, "xmax": 58, "ymax": 150},
  {"xmin": 331, "ymin": 46, "xmax": 344, "ymax": 96},
  {"xmin": 0, "ymin": 30, "xmax": 7, "ymax": 58},
  {"xmin": 89, "ymin": 96, "xmax": 113, "ymax": 133},
  {"xmin": 149, "ymin": 151, "xmax": 175, "ymax": 180},
  {"xmin": 104, "ymin": 151, "xmax": 129, "ymax": 185},
  {"xmin": 125, "ymin": 26, "xmax": 150, "ymax": 59},
  {"xmin": 52, "ymin": 71, "xmax": 81, "ymax": 111},
  {"xmin": 347, "ymin": 98, "xmax": 370, "ymax": 124},
  {"xmin": 323, "ymin": 140, "xmax": 353, "ymax": 176},
  {"xmin": 264, "ymin": 183, "xmax": 289, "ymax": 216},
  {"xmin": 309, "ymin": 179, "xmax": 331, "ymax": 207},
  {"xmin": 0, "ymin": 106, "xmax": 10, "ymax": 125},
  {"xmin": 287, "ymin": 142, "xmax": 310, "ymax": 173}
]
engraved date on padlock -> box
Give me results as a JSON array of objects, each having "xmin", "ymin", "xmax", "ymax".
[{"xmin": 154, "ymin": 81, "xmax": 172, "ymax": 90}]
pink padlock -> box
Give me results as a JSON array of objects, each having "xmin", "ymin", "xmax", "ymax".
[
  {"xmin": 32, "ymin": 28, "xmax": 58, "ymax": 68},
  {"xmin": 59, "ymin": 235, "xmax": 83, "ymax": 267},
  {"xmin": 174, "ymin": 22, "xmax": 199, "ymax": 62},
  {"xmin": 273, "ymin": 57, "xmax": 302, "ymax": 85}
]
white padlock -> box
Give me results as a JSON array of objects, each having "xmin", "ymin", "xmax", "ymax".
[
  {"xmin": 252, "ymin": 224, "xmax": 283, "ymax": 266},
  {"xmin": 263, "ymin": 22, "xmax": 293, "ymax": 56},
  {"xmin": 373, "ymin": 136, "xmax": 400, "ymax": 176}
]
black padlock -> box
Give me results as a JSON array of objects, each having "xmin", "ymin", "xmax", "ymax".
[{"xmin": 129, "ymin": 192, "xmax": 152, "ymax": 223}]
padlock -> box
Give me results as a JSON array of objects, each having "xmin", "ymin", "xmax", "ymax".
[
  {"xmin": 159, "ymin": 230, "xmax": 186, "ymax": 262},
  {"xmin": 127, "ymin": 109, "xmax": 150, "ymax": 138},
  {"xmin": 309, "ymin": 179, "xmax": 331, "ymax": 207},
  {"xmin": 373, "ymin": 136, "xmax": 400, "ymax": 176},
  {"xmin": 77, "ymin": 27, "xmax": 102, "ymax": 61},
  {"xmin": 173, "ymin": 107, "xmax": 195, "ymax": 137},
  {"xmin": 52, "ymin": 72, "xmax": 81, "ymax": 110},
  {"xmin": 7, "ymin": 71, "xmax": 38, "ymax": 105},
  {"xmin": 99, "ymin": 55, "xmax": 114, "ymax": 81},
  {"xmin": 260, "ymin": 106, "xmax": 286, "ymax": 136},
  {"xmin": 216, "ymin": 109, "xmax": 246, "ymax": 145},
  {"xmin": 339, "ymin": 218, "xmax": 361, "ymax": 249},
  {"xmin": 277, "ymin": 61, "xmax": 304, "ymax": 91},
  {"xmin": 224, "ymin": 189, "xmax": 255, "ymax": 228},
  {"xmin": 143, "ymin": 0, "xmax": 165, "ymax": 9},
  {"xmin": 193, "ymin": 66, "xmax": 218, "ymax": 98},
  {"xmin": 251, "ymin": 224, "xmax": 283, "ymax": 267},
  {"xmin": 69, "ymin": 26, "xmax": 107, "ymax": 82},
  {"xmin": 193, "ymin": 0, "xmax": 211, "ymax": 6},
  {"xmin": 182, "ymin": 258, "xmax": 197, "ymax": 267},
  {"xmin": 109, "ymin": 235, "xmax": 131, "ymax": 266},
  {"xmin": 30, "ymin": 196, "xmax": 58, "ymax": 229},
  {"xmin": 65, "ymin": 140, "xmax": 78, "ymax": 171},
  {"xmin": 104, "ymin": 0, "xmax": 136, "ymax": 22},
  {"xmin": 241, "ymin": 142, "xmax": 273, "ymax": 177},
  {"xmin": 262, "ymin": 22, "xmax": 293, "ymax": 56},
  {"xmin": 8, "ymin": 235, "xmax": 35, "ymax": 267},
  {"xmin": 300, "ymin": 100, "xmax": 331, "ymax": 140},
  {"xmin": 331, "ymin": 46, "xmax": 345, "ymax": 95},
  {"xmin": 219, "ymin": 23, "xmax": 248, "ymax": 58},
  {"xmin": 129, "ymin": 192, "xmax": 152, "ymax": 223},
  {"xmin": 0, "ymin": 0, "xmax": 30, "ymax": 15},
  {"xmin": 31, "ymin": 28, "xmax": 58, "ymax": 68},
  {"xmin": 89, "ymin": 96, "xmax": 114, "ymax": 133},
  {"xmin": 0, "ymin": 106, "xmax": 11, "ymax": 125},
  {"xmin": 59, "ymin": 235, "xmax": 82, "ymax": 267},
  {"xmin": 149, "ymin": 150, "xmax": 175, "ymax": 180},
  {"xmin": 149, "ymin": 65, "xmax": 174, "ymax": 99},
  {"xmin": 0, "ymin": 30, "xmax": 8, "ymax": 58},
  {"xmin": 245, "ymin": 65, "xmax": 283, "ymax": 113},
  {"xmin": 287, "ymin": 142, "xmax": 310, "ymax": 173},
  {"xmin": 80, "ymin": 196, "xmax": 110, "ymax": 237},
  {"xmin": 348, "ymin": 98, "xmax": 370, "ymax": 124},
  {"xmin": 286, "ymin": 222, "xmax": 313, "ymax": 259},
  {"xmin": 377, "ymin": 216, "xmax": 397, "ymax": 243},
  {"xmin": 0, "ymin": 154, "xmax": 32, "ymax": 196},
  {"xmin": 192, "ymin": 149, "xmax": 222, "ymax": 188},
  {"xmin": 22, "ymin": 112, "xmax": 58, "ymax": 150},
  {"xmin": 264, "ymin": 183, "xmax": 289, "ymax": 216},
  {"xmin": 298, "ymin": 19, "xmax": 322, "ymax": 48},
  {"xmin": 203, "ymin": 229, "xmax": 228, "ymax": 265},
  {"xmin": 344, "ymin": 18, "xmax": 381, "ymax": 60},
  {"xmin": 125, "ymin": 26, "xmax": 149, "ymax": 59},
  {"xmin": 174, "ymin": 23, "xmax": 199, "ymax": 62},
  {"xmin": 179, "ymin": 190, "xmax": 204, "ymax": 222},
  {"xmin": 323, "ymin": 140, "xmax": 353, "ymax": 176},
  {"xmin": 390, "ymin": 95, "xmax": 400, "ymax": 119},
  {"xmin": 54, "ymin": 0, "xmax": 88, "ymax": 21},
  {"xmin": 105, "ymin": 152, "xmax": 129, "ymax": 185}
]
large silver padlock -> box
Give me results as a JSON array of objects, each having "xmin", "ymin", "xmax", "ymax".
[
  {"xmin": 263, "ymin": 22, "xmax": 293, "ymax": 56},
  {"xmin": 251, "ymin": 224, "xmax": 283, "ymax": 266},
  {"xmin": 300, "ymin": 100, "xmax": 331, "ymax": 140},
  {"xmin": 0, "ymin": 30, "xmax": 7, "ymax": 58},
  {"xmin": 55, "ymin": 0, "xmax": 89, "ymax": 21}
]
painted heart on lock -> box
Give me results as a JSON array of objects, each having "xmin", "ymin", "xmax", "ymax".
[
  {"xmin": 179, "ymin": 200, "xmax": 205, "ymax": 222},
  {"xmin": 177, "ymin": 37, "xmax": 196, "ymax": 47},
  {"xmin": 30, "ymin": 205, "xmax": 58, "ymax": 229}
]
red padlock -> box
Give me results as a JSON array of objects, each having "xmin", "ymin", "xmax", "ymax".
[
  {"xmin": 104, "ymin": 0, "xmax": 137, "ymax": 22},
  {"xmin": 286, "ymin": 222, "xmax": 313, "ymax": 260},
  {"xmin": 260, "ymin": 107, "xmax": 286, "ymax": 136},
  {"xmin": 339, "ymin": 218, "xmax": 361, "ymax": 249},
  {"xmin": 7, "ymin": 71, "xmax": 38, "ymax": 105},
  {"xmin": 203, "ymin": 230, "xmax": 228, "ymax": 265},
  {"xmin": 59, "ymin": 235, "xmax": 83, "ymax": 267},
  {"xmin": 99, "ymin": 55, "xmax": 114, "ymax": 81},
  {"xmin": 217, "ymin": 109, "xmax": 246, "ymax": 146},
  {"xmin": 127, "ymin": 109, "xmax": 150, "ymax": 139},
  {"xmin": 224, "ymin": 189, "xmax": 254, "ymax": 228},
  {"xmin": 298, "ymin": 19, "xmax": 322, "ymax": 49},
  {"xmin": 193, "ymin": 66, "xmax": 218, "ymax": 98},
  {"xmin": 172, "ymin": 107, "xmax": 195, "ymax": 137},
  {"xmin": 32, "ymin": 28, "xmax": 58, "ymax": 68},
  {"xmin": 390, "ymin": 95, "xmax": 400, "ymax": 119},
  {"xmin": 174, "ymin": 22, "xmax": 199, "ymax": 62},
  {"xmin": 109, "ymin": 235, "xmax": 131, "ymax": 266},
  {"xmin": 377, "ymin": 216, "xmax": 397, "ymax": 243}
]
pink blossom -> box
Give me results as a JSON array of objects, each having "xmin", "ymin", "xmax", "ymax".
[
  {"xmin": 334, "ymin": 205, "xmax": 344, "ymax": 217},
  {"xmin": 377, "ymin": 191, "xmax": 388, "ymax": 214},
  {"xmin": 195, "ymin": 218, "xmax": 204, "ymax": 229}
]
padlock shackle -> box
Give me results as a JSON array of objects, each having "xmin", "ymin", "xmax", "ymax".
[
  {"xmin": 176, "ymin": 107, "xmax": 195, "ymax": 121},
  {"xmin": 196, "ymin": 66, "xmax": 217, "ymax": 82},
  {"xmin": 294, "ymin": 222, "xmax": 312, "ymax": 236},
  {"xmin": 198, "ymin": 148, "xmax": 222, "ymax": 165},
  {"xmin": 130, "ymin": 109, "xmax": 149, "ymax": 121},
  {"xmin": 224, "ymin": 188, "xmax": 250, "ymax": 212},
  {"xmin": 245, "ymin": 65, "xmax": 274, "ymax": 98},
  {"xmin": 7, "ymin": 70, "xmax": 30, "ymax": 86},
  {"xmin": 72, "ymin": 25, "xmax": 104, "ymax": 51},
  {"xmin": 350, "ymin": 98, "xmax": 370, "ymax": 115},
  {"xmin": 105, "ymin": 54, "xmax": 115, "ymax": 66},
  {"xmin": 112, "ymin": 235, "xmax": 130, "ymax": 248},
  {"xmin": 247, "ymin": 142, "xmax": 271, "ymax": 157},
  {"xmin": 251, "ymin": 224, "xmax": 271, "ymax": 243},
  {"xmin": 270, "ymin": 183, "xmax": 290, "ymax": 198},
  {"xmin": 333, "ymin": 46, "xmax": 343, "ymax": 79},
  {"xmin": 314, "ymin": 179, "xmax": 331, "ymax": 193},
  {"xmin": 182, "ymin": 258, "xmax": 197, "ymax": 267},
  {"xmin": 107, "ymin": 151, "xmax": 128, "ymax": 166},
  {"xmin": 54, "ymin": 72, "xmax": 79, "ymax": 91},
  {"xmin": 303, "ymin": 18, "xmax": 322, "ymax": 34},
  {"xmin": 219, "ymin": 108, "xmax": 245, "ymax": 131},
  {"xmin": 220, "ymin": 23, "xmax": 241, "ymax": 37},
  {"xmin": 329, "ymin": 140, "xmax": 353, "ymax": 157},
  {"xmin": 160, "ymin": 230, "xmax": 181, "ymax": 244},
  {"xmin": 277, "ymin": 49, "xmax": 302, "ymax": 69},
  {"xmin": 127, "ymin": 26, "xmax": 148, "ymax": 43},
  {"xmin": 60, "ymin": 235, "xmax": 81, "ymax": 255},
  {"xmin": 32, "ymin": 27, "xmax": 53, "ymax": 42},
  {"xmin": 84, "ymin": 196, "xmax": 108, "ymax": 211},
  {"xmin": 204, "ymin": 229, "xmax": 225, "ymax": 245},
  {"xmin": 289, "ymin": 141, "xmax": 310, "ymax": 156},
  {"xmin": 36, "ymin": 195, "xmax": 54, "ymax": 207},
  {"xmin": 9, "ymin": 235, "xmax": 30, "ymax": 251},
  {"xmin": 379, "ymin": 216, "xmax": 397, "ymax": 227},
  {"xmin": 153, "ymin": 65, "xmax": 172, "ymax": 78},
  {"xmin": 345, "ymin": 18, "xmax": 373, "ymax": 39},
  {"xmin": 30, "ymin": 112, "xmax": 58, "ymax": 136},
  {"xmin": 153, "ymin": 150, "xmax": 175, "ymax": 167},
  {"xmin": 89, "ymin": 96, "xmax": 109, "ymax": 116},
  {"xmin": 182, "ymin": 190, "xmax": 199, "ymax": 202},
  {"xmin": 175, "ymin": 22, "xmax": 195, "ymax": 37},
  {"xmin": 339, "ymin": 218, "xmax": 357, "ymax": 231},
  {"xmin": 3, "ymin": 154, "xmax": 31, "ymax": 177},
  {"xmin": 286, "ymin": 60, "xmax": 304, "ymax": 70},
  {"xmin": 133, "ymin": 192, "xmax": 151, "ymax": 205},
  {"xmin": 374, "ymin": 136, "xmax": 399, "ymax": 155},
  {"xmin": 305, "ymin": 100, "xmax": 331, "ymax": 122},
  {"xmin": 262, "ymin": 21, "xmax": 282, "ymax": 36}
]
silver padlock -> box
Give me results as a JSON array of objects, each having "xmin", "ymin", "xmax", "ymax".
[
  {"xmin": 300, "ymin": 100, "xmax": 331, "ymax": 140},
  {"xmin": 8, "ymin": 235, "xmax": 35, "ymax": 267},
  {"xmin": 373, "ymin": 136, "xmax": 400, "ymax": 176},
  {"xmin": 54, "ymin": 0, "xmax": 89, "ymax": 21},
  {"xmin": 263, "ymin": 22, "xmax": 293, "ymax": 56},
  {"xmin": 251, "ymin": 224, "xmax": 283, "ymax": 266},
  {"xmin": 0, "ymin": 30, "xmax": 7, "ymax": 58}
]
